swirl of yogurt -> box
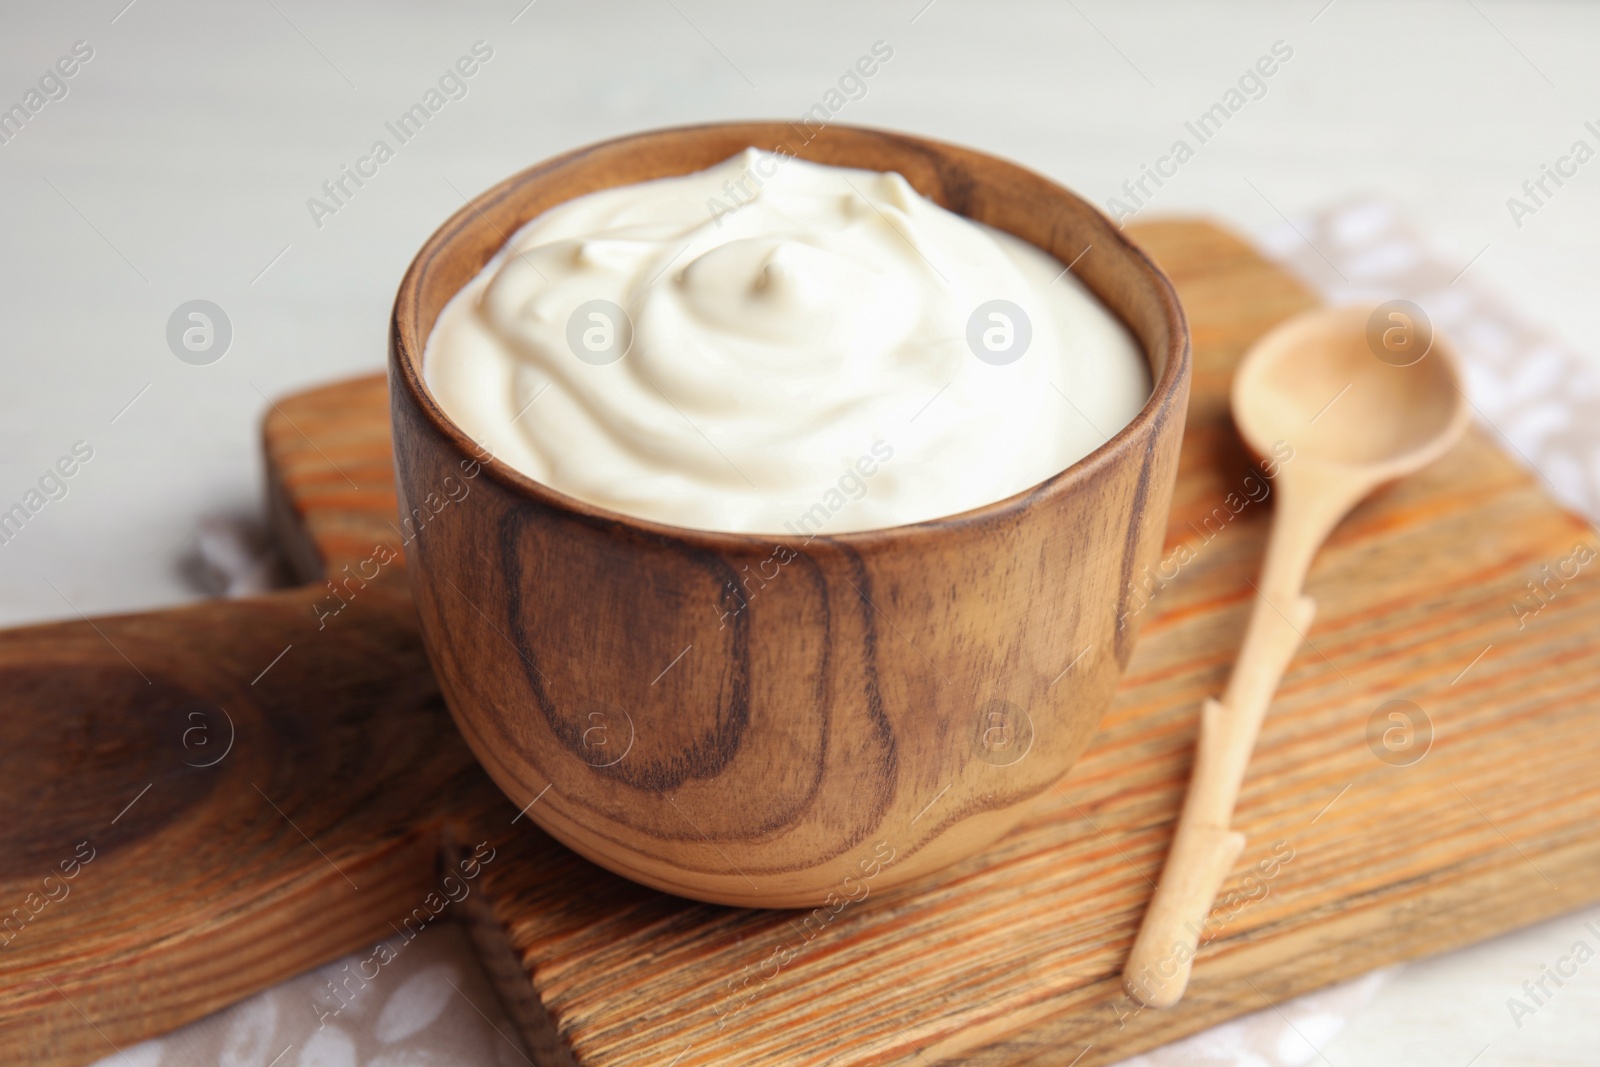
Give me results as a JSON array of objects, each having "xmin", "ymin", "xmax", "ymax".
[{"xmin": 423, "ymin": 149, "xmax": 1149, "ymax": 534}]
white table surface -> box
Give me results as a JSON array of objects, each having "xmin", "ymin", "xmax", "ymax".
[{"xmin": 4, "ymin": 1, "xmax": 1599, "ymax": 1064}]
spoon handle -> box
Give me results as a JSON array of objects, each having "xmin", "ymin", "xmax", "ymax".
[
  {"xmin": 1122, "ymin": 471, "xmax": 1355, "ymax": 1008},
  {"xmin": 1121, "ymin": 589, "xmax": 1315, "ymax": 1007}
]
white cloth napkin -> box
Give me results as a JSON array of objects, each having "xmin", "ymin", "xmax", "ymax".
[
  {"xmin": 89, "ymin": 923, "xmax": 530, "ymax": 1067},
  {"xmin": 192, "ymin": 514, "xmax": 290, "ymax": 599}
]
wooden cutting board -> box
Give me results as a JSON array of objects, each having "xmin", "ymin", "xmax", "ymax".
[{"xmin": 5, "ymin": 220, "xmax": 1599, "ymax": 1066}]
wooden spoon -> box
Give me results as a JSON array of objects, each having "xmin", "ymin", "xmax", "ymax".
[{"xmin": 1122, "ymin": 303, "xmax": 1472, "ymax": 1008}]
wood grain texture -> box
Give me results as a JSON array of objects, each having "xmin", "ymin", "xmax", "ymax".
[
  {"xmin": 0, "ymin": 579, "xmax": 482, "ymax": 1063},
  {"xmin": 263, "ymin": 371, "xmax": 404, "ymax": 579},
  {"xmin": 387, "ymin": 122, "xmax": 1191, "ymax": 908},
  {"xmin": 3, "ymin": 219, "xmax": 1598, "ymax": 1067}
]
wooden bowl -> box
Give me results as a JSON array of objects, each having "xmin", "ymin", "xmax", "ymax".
[{"xmin": 388, "ymin": 123, "xmax": 1190, "ymax": 908}]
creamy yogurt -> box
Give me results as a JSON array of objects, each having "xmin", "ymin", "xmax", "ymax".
[{"xmin": 422, "ymin": 149, "xmax": 1149, "ymax": 534}]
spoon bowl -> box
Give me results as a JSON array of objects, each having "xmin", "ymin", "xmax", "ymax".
[{"xmin": 1232, "ymin": 304, "xmax": 1470, "ymax": 478}]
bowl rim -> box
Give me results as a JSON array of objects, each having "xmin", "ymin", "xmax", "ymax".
[{"xmin": 389, "ymin": 120, "xmax": 1190, "ymax": 551}]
